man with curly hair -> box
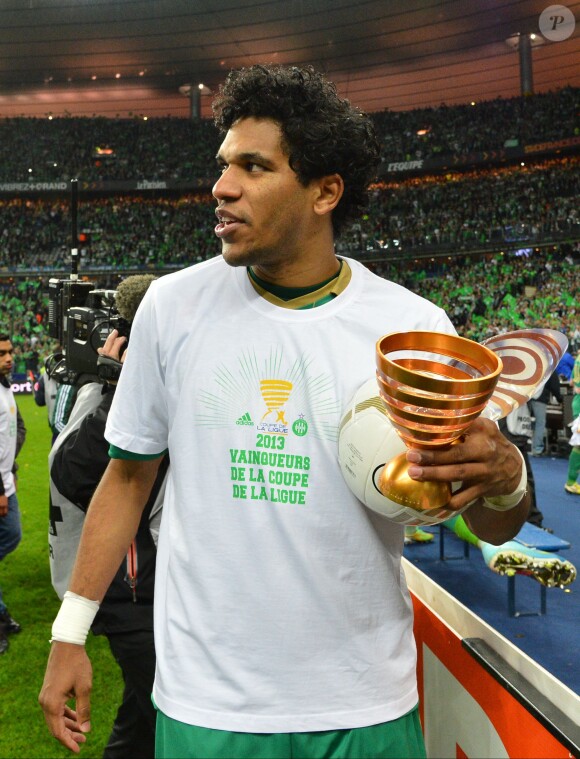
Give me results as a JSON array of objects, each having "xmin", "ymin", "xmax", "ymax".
[{"xmin": 40, "ymin": 64, "xmax": 529, "ymax": 759}]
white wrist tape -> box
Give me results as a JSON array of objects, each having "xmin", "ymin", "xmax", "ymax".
[
  {"xmin": 482, "ymin": 446, "xmax": 527, "ymax": 512},
  {"xmin": 50, "ymin": 591, "xmax": 100, "ymax": 645}
]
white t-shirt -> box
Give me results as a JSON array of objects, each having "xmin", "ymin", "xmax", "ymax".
[
  {"xmin": 106, "ymin": 256, "xmax": 455, "ymax": 733},
  {"xmin": 0, "ymin": 382, "xmax": 17, "ymax": 497}
]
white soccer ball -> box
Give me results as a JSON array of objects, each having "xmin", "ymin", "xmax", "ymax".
[{"xmin": 338, "ymin": 377, "xmax": 464, "ymax": 526}]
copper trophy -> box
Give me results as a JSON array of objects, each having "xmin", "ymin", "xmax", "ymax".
[
  {"xmin": 375, "ymin": 328, "xmax": 568, "ymax": 516},
  {"xmin": 375, "ymin": 332, "xmax": 503, "ymax": 512}
]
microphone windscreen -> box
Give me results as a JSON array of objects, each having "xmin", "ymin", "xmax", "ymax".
[{"xmin": 115, "ymin": 274, "xmax": 158, "ymax": 323}]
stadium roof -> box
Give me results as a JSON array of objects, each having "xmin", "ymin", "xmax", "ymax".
[{"xmin": 0, "ymin": 0, "xmax": 578, "ymax": 118}]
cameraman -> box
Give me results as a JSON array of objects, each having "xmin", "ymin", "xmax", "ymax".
[{"xmin": 49, "ymin": 275, "xmax": 165, "ymax": 759}]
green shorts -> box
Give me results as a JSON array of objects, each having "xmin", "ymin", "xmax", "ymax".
[{"xmin": 155, "ymin": 705, "xmax": 426, "ymax": 759}]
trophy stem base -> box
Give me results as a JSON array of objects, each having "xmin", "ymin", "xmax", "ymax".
[{"xmin": 377, "ymin": 452, "xmax": 452, "ymax": 512}]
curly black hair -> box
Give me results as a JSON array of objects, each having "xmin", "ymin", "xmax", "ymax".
[{"xmin": 212, "ymin": 64, "xmax": 380, "ymax": 237}]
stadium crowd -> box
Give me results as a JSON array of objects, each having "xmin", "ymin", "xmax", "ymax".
[
  {"xmin": 0, "ymin": 87, "xmax": 577, "ymax": 182},
  {"xmin": 374, "ymin": 86, "xmax": 579, "ymax": 162},
  {"xmin": 0, "ymin": 117, "xmax": 220, "ymax": 183},
  {"xmin": 346, "ymin": 156, "xmax": 579, "ymax": 254},
  {"xmin": 2, "ymin": 244, "xmax": 578, "ymax": 377},
  {"xmin": 0, "ymin": 156, "xmax": 578, "ymax": 272},
  {"xmin": 0, "ymin": 86, "xmax": 577, "ymax": 373},
  {"xmin": 368, "ymin": 245, "xmax": 579, "ymax": 344}
]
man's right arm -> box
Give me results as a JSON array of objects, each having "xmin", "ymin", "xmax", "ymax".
[{"xmin": 39, "ymin": 454, "xmax": 163, "ymax": 754}]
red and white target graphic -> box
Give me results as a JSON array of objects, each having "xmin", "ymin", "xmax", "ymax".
[{"xmin": 482, "ymin": 329, "xmax": 568, "ymax": 420}]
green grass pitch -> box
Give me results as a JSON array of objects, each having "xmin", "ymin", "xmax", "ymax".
[{"xmin": 0, "ymin": 394, "xmax": 123, "ymax": 759}]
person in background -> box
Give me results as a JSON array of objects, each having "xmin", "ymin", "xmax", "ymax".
[
  {"xmin": 443, "ymin": 513, "xmax": 576, "ymax": 588},
  {"xmin": 0, "ymin": 333, "xmax": 26, "ymax": 654},
  {"xmin": 48, "ymin": 275, "xmax": 162, "ymax": 759},
  {"xmin": 499, "ymin": 404, "xmax": 545, "ymax": 528},
  {"xmin": 530, "ymin": 369, "xmax": 562, "ymax": 457},
  {"xmin": 556, "ymin": 350, "xmax": 575, "ymax": 381}
]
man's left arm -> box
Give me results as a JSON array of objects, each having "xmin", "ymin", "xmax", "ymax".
[{"xmin": 407, "ymin": 417, "xmax": 529, "ymax": 545}]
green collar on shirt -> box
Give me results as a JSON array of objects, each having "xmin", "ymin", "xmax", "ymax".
[{"xmin": 247, "ymin": 259, "xmax": 351, "ymax": 310}]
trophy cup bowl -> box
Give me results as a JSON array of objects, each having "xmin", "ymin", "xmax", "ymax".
[{"xmin": 375, "ymin": 332, "xmax": 503, "ymax": 513}]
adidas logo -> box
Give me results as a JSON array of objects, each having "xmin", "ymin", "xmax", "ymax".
[{"xmin": 236, "ymin": 412, "xmax": 253, "ymax": 426}]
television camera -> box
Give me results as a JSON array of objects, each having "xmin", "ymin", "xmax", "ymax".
[
  {"xmin": 45, "ymin": 178, "xmax": 127, "ymax": 386},
  {"xmin": 46, "ymin": 278, "xmax": 129, "ymax": 385}
]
